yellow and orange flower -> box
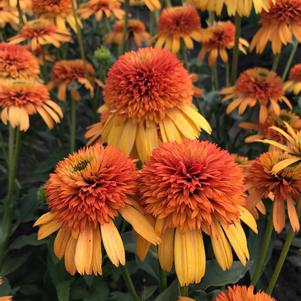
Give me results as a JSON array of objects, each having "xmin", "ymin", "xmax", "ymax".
[
  {"xmin": 8, "ymin": 0, "xmax": 31, "ymax": 10},
  {"xmin": 154, "ymin": 6, "xmax": 207, "ymax": 54},
  {"xmin": 214, "ymin": 285, "xmax": 276, "ymax": 301},
  {"xmin": 9, "ymin": 19, "xmax": 72, "ymax": 51},
  {"xmin": 0, "ymin": 0, "xmax": 19, "ymax": 30},
  {"xmin": 85, "ymin": 48, "xmax": 211, "ymax": 162},
  {"xmin": 284, "ymin": 64, "xmax": 301, "ymax": 95},
  {"xmin": 246, "ymin": 150, "xmax": 301, "ymax": 233},
  {"xmin": 34, "ymin": 144, "xmax": 160, "ymax": 275},
  {"xmin": 0, "ymin": 79, "xmax": 63, "ymax": 131},
  {"xmin": 0, "ymin": 277, "xmax": 12, "ymax": 301},
  {"xmin": 221, "ymin": 68, "xmax": 291, "ymax": 123},
  {"xmin": 78, "ymin": 0, "xmax": 124, "ymax": 21},
  {"xmin": 198, "ymin": 21, "xmax": 248, "ymax": 66},
  {"xmin": 139, "ymin": 139, "xmax": 257, "ymax": 286},
  {"xmin": 0, "ymin": 43, "xmax": 40, "ymax": 79},
  {"xmin": 251, "ymin": 0, "xmax": 301, "ymax": 54},
  {"xmin": 105, "ymin": 19, "xmax": 150, "ymax": 47}
]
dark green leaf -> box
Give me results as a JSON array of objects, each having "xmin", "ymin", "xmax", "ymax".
[
  {"xmin": 56, "ymin": 280, "xmax": 71, "ymax": 301},
  {"xmin": 155, "ymin": 280, "xmax": 178, "ymax": 301}
]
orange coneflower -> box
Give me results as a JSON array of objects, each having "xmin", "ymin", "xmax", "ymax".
[
  {"xmin": 0, "ymin": 0, "xmax": 19, "ymax": 30},
  {"xmin": 0, "ymin": 43, "xmax": 40, "ymax": 79},
  {"xmin": 221, "ymin": 68, "xmax": 292, "ymax": 123},
  {"xmin": 251, "ymin": 0, "xmax": 301, "ymax": 54},
  {"xmin": 9, "ymin": 19, "xmax": 72, "ymax": 51},
  {"xmin": 246, "ymin": 150, "xmax": 301, "ymax": 233},
  {"xmin": 85, "ymin": 48, "xmax": 211, "ymax": 162},
  {"xmin": 284, "ymin": 64, "xmax": 301, "ymax": 95},
  {"xmin": 214, "ymin": 285, "xmax": 276, "ymax": 301},
  {"xmin": 139, "ymin": 140, "xmax": 257, "ymax": 286},
  {"xmin": 154, "ymin": 6, "xmax": 206, "ymax": 54},
  {"xmin": 198, "ymin": 21, "xmax": 248, "ymax": 66},
  {"xmin": 0, "ymin": 79, "xmax": 63, "ymax": 131},
  {"xmin": 34, "ymin": 144, "xmax": 160, "ymax": 275},
  {"xmin": 0, "ymin": 277, "xmax": 12, "ymax": 301},
  {"xmin": 105, "ymin": 19, "xmax": 150, "ymax": 47},
  {"xmin": 78, "ymin": 0, "xmax": 124, "ymax": 21}
]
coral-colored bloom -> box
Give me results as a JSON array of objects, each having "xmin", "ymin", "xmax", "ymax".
[
  {"xmin": 198, "ymin": 21, "xmax": 248, "ymax": 66},
  {"xmin": 34, "ymin": 144, "xmax": 160, "ymax": 275},
  {"xmin": 0, "ymin": 43, "xmax": 40, "ymax": 79},
  {"xmin": 285, "ymin": 64, "xmax": 301, "ymax": 95},
  {"xmin": 154, "ymin": 6, "xmax": 206, "ymax": 54},
  {"xmin": 215, "ymin": 285, "xmax": 276, "ymax": 301},
  {"xmin": 85, "ymin": 48, "xmax": 211, "ymax": 162},
  {"xmin": 0, "ymin": 79, "xmax": 63, "ymax": 131},
  {"xmin": 221, "ymin": 68, "xmax": 291, "ymax": 123},
  {"xmin": 246, "ymin": 151, "xmax": 301, "ymax": 233},
  {"xmin": 139, "ymin": 140, "xmax": 257, "ymax": 286},
  {"xmin": 251, "ymin": 0, "xmax": 301, "ymax": 54},
  {"xmin": 78, "ymin": 0, "xmax": 124, "ymax": 21},
  {"xmin": 9, "ymin": 19, "xmax": 72, "ymax": 51},
  {"xmin": 105, "ymin": 19, "xmax": 150, "ymax": 47},
  {"xmin": 0, "ymin": 0, "xmax": 19, "ymax": 29}
]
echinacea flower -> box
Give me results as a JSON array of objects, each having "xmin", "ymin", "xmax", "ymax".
[
  {"xmin": 85, "ymin": 48, "xmax": 211, "ymax": 162},
  {"xmin": 78, "ymin": 0, "xmax": 124, "ymax": 21},
  {"xmin": 0, "ymin": 43, "xmax": 40, "ymax": 79},
  {"xmin": 154, "ymin": 6, "xmax": 207, "ymax": 54},
  {"xmin": 34, "ymin": 144, "xmax": 160, "ymax": 275},
  {"xmin": 139, "ymin": 139, "xmax": 257, "ymax": 286},
  {"xmin": 0, "ymin": 277, "xmax": 12, "ymax": 301},
  {"xmin": 104, "ymin": 19, "xmax": 150, "ymax": 47},
  {"xmin": 198, "ymin": 21, "xmax": 248, "ymax": 66},
  {"xmin": 284, "ymin": 64, "xmax": 301, "ymax": 95},
  {"xmin": 9, "ymin": 19, "xmax": 72, "ymax": 51},
  {"xmin": 221, "ymin": 68, "xmax": 291, "ymax": 123},
  {"xmin": 0, "ymin": 0, "xmax": 19, "ymax": 30},
  {"xmin": 0, "ymin": 79, "xmax": 63, "ymax": 131},
  {"xmin": 214, "ymin": 285, "xmax": 276, "ymax": 301},
  {"xmin": 251, "ymin": 0, "xmax": 301, "ymax": 54},
  {"xmin": 246, "ymin": 150, "xmax": 301, "ymax": 233},
  {"xmin": 47, "ymin": 60, "xmax": 102, "ymax": 101}
]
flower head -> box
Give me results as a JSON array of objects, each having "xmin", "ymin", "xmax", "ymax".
[
  {"xmin": 285, "ymin": 64, "xmax": 301, "ymax": 94},
  {"xmin": 139, "ymin": 139, "xmax": 257, "ymax": 286},
  {"xmin": 251, "ymin": 0, "xmax": 301, "ymax": 54},
  {"xmin": 86, "ymin": 48, "xmax": 211, "ymax": 162},
  {"xmin": 34, "ymin": 144, "xmax": 160, "ymax": 275},
  {"xmin": 0, "ymin": 43, "xmax": 40, "ymax": 79},
  {"xmin": 222, "ymin": 68, "xmax": 291, "ymax": 123},
  {"xmin": 0, "ymin": 0, "xmax": 19, "ymax": 29}
]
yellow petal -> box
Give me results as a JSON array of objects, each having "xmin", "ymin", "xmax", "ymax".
[
  {"xmin": 158, "ymin": 228, "xmax": 174, "ymax": 272},
  {"xmin": 91, "ymin": 226, "xmax": 102, "ymax": 275},
  {"xmin": 37, "ymin": 219, "xmax": 61, "ymax": 240},
  {"xmin": 64, "ymin": 235, "xmax": 77, "ymax": 275},
  {"xmin": 54, "ymin": 227, "xmax": 71, "ymax": 260},
  {"xmin": 239, "ymin": 206, "xmax": 258, "ymax": 233},
  {"xmin": 34, "ymin": 212, "xmax": 55, "ymax": 227}
]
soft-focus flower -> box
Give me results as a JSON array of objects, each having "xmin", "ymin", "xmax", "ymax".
[
  {"xmin": 251, "ymin": 0, "xmax": 301, "ymax": 54},
  {"xmin": 31, "ymin": 0, "xmax": 80, "ymax": 32},
  {"xmin": 8, "ymin": 0, "xmax": 31, "ymax": 10},
  {"xmin": 198, "ymin": 21, "xmax": 248, "ymax": 66},
  {"xmin": 214, "ymin": 285, "xmax": 276, "ymax": 301},
  {"xmin": 78, "ymin": 0, "xmax": 124, "ymax": 21},
  {"xmin": 85, "ymin": 48, "xmax": 211, "ymax": 162},
  {"xmin": 191, "ymin": 73, "xmax": 204, "ymax": 97},
  {"xmin": 221, "ymin": 68, "xmax": 291, "ymax": 123},
  {"xmin": 9, "ymin": 19, "xmax": 72, "ymax": 51},
  {"xmin": 105, "ymin": 19, "xmax": 150, "ymax": 47},
  {"xmin": 0, "ymin": 79, "xmax": 63, "ymax": 131},
  {"xmin": 285, "ymin": 64, "xmax": 301, "ymax": 95},
  {"xmin": 154, "ymin": 6, "xmax": 206, "ymax": 54},
  {"xmin": 34, "ymin": 144, "xmax": 160, "ymax": 275},
  {"xmin": 0, "ymin": 277, "xmax": 12, "ymax": 301},
  {"xmin": 0, "ymin": 43, "xmax": 40, "ymax": 79},
  {"xmin": 246, "ymin": 150, "xmax": 301, "ymax": 233},
  {"xmin": 0, "ymin": 0, "xmax": 19, "ymax": 30},
  {"xmin": 139, "ymin": 139, "xmax": 257, "ymax": 286},
  {"xmin": 47, "ymin": 59, "xmax": 102, "ymax": 101}
]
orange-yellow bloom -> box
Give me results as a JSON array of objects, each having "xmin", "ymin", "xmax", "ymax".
[
  {"xmin": 139, "ymin": 139, "xmax": 257, "ymax": 286},
  {"xmin": 8, "ymin": 0, "xmax": 31, "ymax": 10},
  {"xmin": 0, "ymin": 43, "xmax": 40, "ymax": 79},
  {"xmin": 154, "ymin": 6, "xmax": 205, "ymax": 54},
  {"xmin": 9, "ymin": 19, "xmax": 72, "ymax": 51},
  {"xmin": 221, "ymin": 68, "xmax": 291, "ymax": 123},
  {"xmin": 246, "ymin": 151, "xmax": 301, "ymax": 233},
  {"xmin": 0, "ymin": 277, "xmax": 12, "ymax": 301},
  {"xmin": 0, "ymin": 79, "xmax": 63, "ymax": 131},
  {"xmin": 34, "ymin": 144, "xmax": 160, "ymax": 275},
  {"xmin": 284, "ymin": 63, "xmax": 301, "ymax": 94},
  {"xmin": 251, "ymin": 0, "xmax": 301, "ymax": 54},
  {"xmin": 0, "ymin": 0, "xmax": 19, "ymax": 29},
  {"xmin": 198, "ymin": 21, "xmax": 248, "ymax": 66},
  {"xmin": 85, "ymin": 48, "xmax": 211, "ymax": 162}
]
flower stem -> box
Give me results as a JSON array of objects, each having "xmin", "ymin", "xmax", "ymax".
[
  {"xmin": 121, "ymin": 265, "xmax": 140, "ymax": 301},
  {"xmin": 121, "ymin": 0, "xmax": 130, "ymax": 54},
  {"xmin": 231, "ymin": 13, "xmax": 241, "ymax": 84},
  {"xmin": 70, "ymin": 100, "xmax": 77, "ymax": 153},
  {"xmin": 225, "ymin": 61, "xmax": 230, "ymax": 87},
  {"xmin": 159, "ymin": 266, "xmax": 167, "ymax": 292},
  {"xmin": 282, "ymin": 40, "xmax": 298, "ymax": 80},
  {"xmin": 272, "ymin": 53, "xmax": 281, "ymax": 72},
  {"xmin": 179, "ymin": 286, "xmax": 189, "ymax": 296},
  {"xmin": 17, "ymin": 0, "xmax": 24, "ymax": 29},
  {"xmin": 211, "ymin": 63, "xmax": 219, "ymax": 91},
  {"xmin": 252, "ymin": 209, "xmax": 274, "ymax": 286},
  {"xmin": 150, "ymin": 11, "xmax": 157, "ymax": 36},
  {"xmin": 180, "ymin": 41, "xmax": 188, "ymax": 69}
]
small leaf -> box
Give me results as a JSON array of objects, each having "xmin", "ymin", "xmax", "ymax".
[
  {"xmin": 9, "ymin": 234, "xmax": 45, "ymax": 250},
  {"xmin": 155, "ymin": 280, "xmax": 178, "ymax": 301},
  {"xmin": 56, "ymin": 280, "xmax": 71, "ymax": 301},
  {"xmin": 1, "ymin": 252, "xmax": 31, "ymax": 275},
  {"xmin": 142, "ymin": 285, "xmax": 157, "ymax": 301}
]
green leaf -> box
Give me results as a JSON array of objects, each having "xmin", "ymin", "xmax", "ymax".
[
  {"xmin": 109, "ymin": 292, "xmax": 132, "ymax": 301},
  {"xmin": 155, "ymin": 280, "xmax": 178, "ymax": 301},
  {"xmin": 9, "ymin": 233, "xmax": 45, "ymax": 250},
  {"xmin": 56, "ymin": 280, "xmax": 71, "ymax": 301},
  {"xmin": 1, "ymin": 251, "xmax": 31, "ymax": 275},
  {"xmin": 141, "ymin": 285, "xmax": 157, "ymax": 301}
]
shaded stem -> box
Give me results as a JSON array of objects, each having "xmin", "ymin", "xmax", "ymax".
[
  {"xmin": 282, "ymin": 40, "xmax": 299, "ymax": 80},
  {"xmin": 231, "ymin": 13, "xmax": 241, "ymax": 84},
  {"xmin": 122, "ymin": 266, "xmax": 140, "ymax": 301},
  {"xmin": 70, "ymin": 100, "xmax": 77, "ymax": 153},
  {"xmin": 225, "ymin": 61, "xmax": 230, "ymax": 87},
  {"xmin": 17, "ymin": 0, "xmax": 24, "ymax": 29},
  {"xmin": 121, "ymin": 0, "xmax": 130, "ymax": 54},
  {"xmin": 164, "ymin": 0, "xmax": 171, "ymax": 7},
  {"xmin": 211, "ymin": 63, "xmax": 218, "ymax": 91},
  {"xmin": 180, "ymin": 41, "xmax": 188, "ymax": 69},
  {"xmin": 159, "ymin": 267, "xmax": 167, "ymax": 292},
  {"xmin": 272, "ymin": 53, "xmax": 281, "ymax": 72},
  {"xmin": 179, "ymin": 286, "xmax": 189, "ymax": 297},
  {"xmin": 150, "ymin": 11, "xmax": 156, "ymax": 36}
]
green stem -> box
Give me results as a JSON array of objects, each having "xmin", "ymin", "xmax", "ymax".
[
  {"xmin": 231, "ymin": 13, "xmax": 241, "ymax": 84},
  {"xmin": 208, "ymin": 11, "xmax": 215, "ymax": 25},
  {"xmin": 103, "ymin": 15, "xmax": 111, "ymax": 34},
  {"xmin": 70, "ymin": 100, "xmax": 77, "ymax": 153},
  {"xmin": 122, "ymin": 266, "xmax": 140, "ymax": 301},
  {"xmin": 180, "ymin": 41, "xmax": 188, "ymax": 69},
  {"xmin": 211, "ymin": 64, "xmax": 218, "ymax": 91},
  {"xmin": 17, "ymin": 0, "xmax": 24, "ymax": 29},
  {"xmin": 164, "ymin": 0, "xmax": 171, "ymax": 7},
  {"xmin": 179, "ymin": 286, "xmax": 189, "ymax": 297},
  {"xmin": 41, "ymin": 46, "xmax": 48, "ymax": 82},
  {"xmin": 121, "ymin": 0, "xmax": 130, "ymax": 54},
  {"xmin": 282, "ymin": 40, "xmax": 298, "ymax": 80},
  {"xmin": 252, "ymin": 210, "xmax": 274, "ymax": 286},
  {"xmin": 272, "ymin": 53, "xmax": 281, "ymax": 72},
  {"xmin": 159, "ymin": 267, "xmax": 167, "ymax": 292},
  {"xmin": 150, "ymin": 11, "xmax": 156, "ymax": 36},
  {"xmin": 225, "ymin": 61, "xmax": 230, "ymax": 87}
]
